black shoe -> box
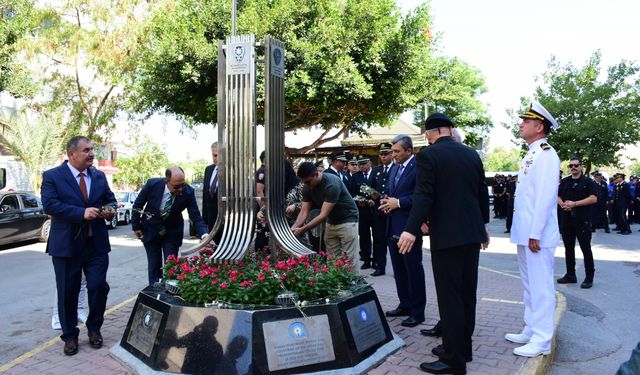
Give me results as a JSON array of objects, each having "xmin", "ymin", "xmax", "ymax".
[
  {"xmin": 64, "ymin": 338, "xmax": 79, "ymax": 356},
  {"xmin": 419, "ymin": 360, "xmax": 466, "ymax": 374},
  {"xmin": 386, "ymin": 308, "xmax": 410, "ymax": 317},
  {"xmin": 620, "ymin": 230, "xmax": 632, "ymax": 235},
  {"xmin": 401, "ymin": 316, "xmax": 425, "ymax": 327},
  {"xmin": 581, "ymin": 280, "xmax": 593, "ymax": 289},
  {"xmin": 592, "ymin": 228, "xmax": 596, "ymax": 232},
  {"xmin": 504, "ymin": 230, "xmax": 510, "ymax": 233},
  {"xmin": 431, "ymin": 345, "xmax": 472, "ymax": 362},
  {"xmin": 605, "ymin": 228, "xmax": 610, "ymax": 233},
  {"xmin": 420, "ymin": 326, "xmax": 442, "ymax": 337},
  {"xmin": 360, "ymin": 261, "xmax": 372, "ymax": 270},
  {"xmin": 371, "ymin": 269, "xmax": 385, "ymax": 276},
  {"xmin": 88, "ymin": 331, "xmax": 103, "ymax": 349},
  {"xmin": 557, "ymin": 274, "xmax": 577, "ymax": 284}
]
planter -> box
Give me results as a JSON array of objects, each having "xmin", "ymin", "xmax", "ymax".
[{"xmin": 115, "ymin": 284, "xmax": 401, "ymax": 374}]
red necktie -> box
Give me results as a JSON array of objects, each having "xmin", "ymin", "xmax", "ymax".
[{"xmin": 79, "ymin": 172, "xmax": 88, "ymax": 202}]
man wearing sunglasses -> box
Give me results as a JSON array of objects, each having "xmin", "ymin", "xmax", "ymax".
[{"xmin": 557, "ymin": 157, "xmax": 598, "ymax": 288}]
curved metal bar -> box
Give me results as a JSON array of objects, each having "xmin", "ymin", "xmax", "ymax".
[{"xmin": 264, "ymin": 36, "xmax": 314, "ymax": 258}]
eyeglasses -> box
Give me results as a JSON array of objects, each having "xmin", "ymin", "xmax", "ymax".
[{"xmin": 568, "ymin": 163, "xmax": 581, "ymax": 168}]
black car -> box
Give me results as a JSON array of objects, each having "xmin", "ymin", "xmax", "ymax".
[{"xmin": 0, "ymin": 191, "xmax": 50, "ymax": 246}]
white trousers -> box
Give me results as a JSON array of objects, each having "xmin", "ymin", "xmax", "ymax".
[{"xmin": 517, "ymin": 245, "xmax": 556, "ymax": 349}]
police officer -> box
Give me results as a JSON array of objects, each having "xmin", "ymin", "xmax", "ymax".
[
  {"xmin": 613, "ymin": 173, "xmax": 632, "ymax": 235},
  {"xmin": 325, "ymin": 151, "xmax": 349, "ymax": 187},
  {"xmin": 370, "ymin": 143, "xmax": 396, "ymax": 276},
  {"xmin": 352, "ymin": 155, "xmax": 375, "ymax": 269},
  {"xmin": 505, "ymin": 175, "xmax": 516, "ymax": 233},
  {"xmin": 557, "ymin": 157, "xmax": 598, "ymax": 288},
  {"xmin": 590, "ymin": 171, "xmax": 610, "ymax": 233}
]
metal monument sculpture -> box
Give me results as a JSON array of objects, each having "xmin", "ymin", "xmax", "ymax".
[{"xmin": 180, "ymin": 35, "xmax": 313, "ymax": 261}]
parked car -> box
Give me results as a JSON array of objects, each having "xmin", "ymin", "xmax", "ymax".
[
  {"xmin": 0, "ymin": 191, "xmax": 50, "ymax": 246},
  {"xmin": 105, "ymin": 191, "xmax": 139, "ymax": 229}
]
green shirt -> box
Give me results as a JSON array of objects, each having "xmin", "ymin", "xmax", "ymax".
[{"xmin": 302, "ymin": 173, "xmax": 358, "ymax": 225}]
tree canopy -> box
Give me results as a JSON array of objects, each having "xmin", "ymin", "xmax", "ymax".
[
  {"xmin": 506, "ymin": 51, "xmax": 640, "ymax": 174},
  {"xmin": 126, "ymin": 0, "xmax": 490, "ymax": 152},
  {"xmin": 482, "ymin": 147, "xmax": 521, "ymax": 172}
]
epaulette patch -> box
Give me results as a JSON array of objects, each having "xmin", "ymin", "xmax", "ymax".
[{"xmin": 541, "ymin": 143, "xmax": 551, "ymax": 150}]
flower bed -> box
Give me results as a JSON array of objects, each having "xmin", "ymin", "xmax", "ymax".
[{"xmin": 163, "ymin": 248, "xmax": 362, "ymax": 306}]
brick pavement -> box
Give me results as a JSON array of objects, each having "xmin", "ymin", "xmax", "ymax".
[{"xmin": 1, "ymin": 250, "xmax": 557, "ymax": 375}]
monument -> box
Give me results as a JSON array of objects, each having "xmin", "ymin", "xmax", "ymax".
[{"xmin": 111, "ymin": 9, "xmax": 403, "ymax": 374}]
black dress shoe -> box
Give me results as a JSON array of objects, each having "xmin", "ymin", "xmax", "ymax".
[
  {"xmin": 620, "ymin": 230, "xmax": 631, "ymax": 235},
  {"xmin": 557, "ymin": 274, "xmax": 577, "ymax": 283},
  {"xmin": 386, "ymin": 308, "xmax": 410, "ymax": 317},
  {"xmin": 360, "ymin": 261, "xmax": 372, "ymax": 270},
  {"xmin": 605, "ymin": 228, "xmax": 610, "ymax": 233},
  {"xmin": 581, "ymin": 280, "xmax": 593, "ymax": 289},
  {"xmin": 88, "ymin": 331, "xmax": 103, "ymax": 349},
  {"xmin": 420, "ymin": 326, "xmax": 442, "ymax": 337},
  {"xmin": 419, "ymin": 360, "xmax": 466, "ymax": 374},
  {"xmin": 401, "ymin": 316, "xmax": 425, "ymax": 327},
  {"xmin": 504, "ymin": 230, "xmax": 510, "ymax": 233},
  {"xmin": 371, "ymin": 269, "xmax": 385, "ymax": 276},
  {"xmin": 431, "ymin": 344, "xmax": 472, "ymax": 362},
  {"xmin": 64, "ymin": 338, "xmax": 79, "ymax": 356}
]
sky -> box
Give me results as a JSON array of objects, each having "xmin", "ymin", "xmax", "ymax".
[{"xmin": 88, "ymin": 0, "xmax": 640, "ymax": 162}]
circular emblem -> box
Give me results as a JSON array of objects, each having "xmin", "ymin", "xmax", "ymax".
[
  {"xmin": 234, "ymin": 45, "xmax": 245, "ymax": 62},
  {"xmin": 273, "ymin": 48, "xmax": 283, "ymax": 66},
  {"xmin": 288, "ymin": 322, "xmax": 308, "ymax": 338},
  {"xmin": 359, "ymin": 307, "xmax": 369, "ymax": 322},
  {"xmin": 143, "ymin": 310, "xmax": 152, "ymax": 328}
]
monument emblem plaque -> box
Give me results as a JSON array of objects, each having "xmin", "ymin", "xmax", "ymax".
[
  {"xmin": 346, "ymin": 300, "xmax": 388, "ymax": 353},
  {"xmin": 126, "ymin": 303, "xmax": 164, "ymax": 357},
  {"xmin": 263, "ymin": 315, "xmax": 336, "ymax": 371}
]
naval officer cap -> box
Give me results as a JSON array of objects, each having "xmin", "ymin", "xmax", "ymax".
[
  {"xmin": 424, "ymin": 113, "xmax": 454, "ymax": 130},
  {"xmin": 519, "ymin": 101, "xmax": 559, "ymax": 130},
  {"xmin": 329, "ymin": 151, "xmax": 348, "ymax": 162},
  {"xmin": 348, "ymin": 156, "xmax": 359, "ymax": 165},
  {"xmin": 378, "ymin": 142, "xmax": 392, "ymax": 154},
  {"xmin": 357, "ymin": 155, "xmax": 371, "ymax": 165}
]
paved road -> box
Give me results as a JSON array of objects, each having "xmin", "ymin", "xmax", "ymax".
[
  {"xmin": 0, "ymin": 223, "xmax": 202, "ymax": 366},
  {"xmin": 481, "ymin": 218, "xmax": 640, "ymax": 375}
]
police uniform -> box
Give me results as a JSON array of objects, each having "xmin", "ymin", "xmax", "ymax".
[
  {"xmin": 508, "ymin": 102, "xmax": 560, "ymax": 356},
  {"xmin": 557, "ymin": 172, "xmax": 598, "ymax": 286},
  {"xmin": 613, "ymin": 173, "xmax": 631, "ymax": 234},
  {"xmin": 590, "ymin": 173, "xmax": 610, "ymax": 233},
  {"xmin": 353, "ymin": 155, "xmax": 375, "ymax": 268},
  {"xmin": 505, "ymin": 176, "xmax": 516, "ymax": 232},
  {"xmin": 370, "ymin": 143, "xmax": 395, "ymax": 275}
]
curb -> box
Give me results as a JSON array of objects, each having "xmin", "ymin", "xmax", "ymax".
[{"xmin": 518, "ymin": 291, "xmax": 567, "ymax": 375}]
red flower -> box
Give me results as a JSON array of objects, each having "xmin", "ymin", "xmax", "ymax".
[
  {"xmin": 169, "ymin": 268, "xmax": 175, "ymax": 277},
  {"xmin": 275, "ymin": 261, "xmax": 287, "ymax": 270},
  {"xmin": 220, "ymin": 282, "xmax": 228, "ymax": 289},
  {"xmin": 178, "ymin": 274, "xmax": 186, "ymax": 280},
  {"xmin": 258, "ymin": 273, "xmax": 266, "ymax": 281},
  {"xmin": 211, "ymin": 279, "xmax": 218, "ymax": 285}
]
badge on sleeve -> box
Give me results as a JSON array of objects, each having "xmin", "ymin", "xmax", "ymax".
[{"xmin": 540, "ymin": 143, "xmax": 551, "ymax": 150}]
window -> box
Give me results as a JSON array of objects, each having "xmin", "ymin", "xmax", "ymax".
[
  {"xmin": 20, "ymin": 194, "xmax": 39, "ymax": 208},
  {"xmin": 0, "ymin": 195, "xmax": 19, "ymax": 212}
]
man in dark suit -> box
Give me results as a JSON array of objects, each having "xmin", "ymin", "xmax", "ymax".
[
  {"xmin": 324, "ymin": 151, "xmax": 349, "ymax": 188},
  {"xmin": 41, "ymin": 136, "xmax": 117, "ymax": 356},
  {"xmin": 202, "ymin": 142, "xmax": 219, "ymax": 234},
  {"xmin": 132, "ymin": 167, "xmax": 208, "ymax": 285},
  {"xmin": 398, "ymin": 113, "xmax": 489, "ymax": 375},
  {"xmin": 379, "ymin": 134, "xmax": 426, "ymax": 328}
]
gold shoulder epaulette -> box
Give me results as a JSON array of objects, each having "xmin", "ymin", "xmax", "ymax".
[{"xmin": 540, "ymin": 143, "xmax": 551, "ymax": 150}]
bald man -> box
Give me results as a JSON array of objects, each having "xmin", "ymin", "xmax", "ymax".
[{"xmin": 132, "ymin": 167, "xmax": 208, "ymax": 284}]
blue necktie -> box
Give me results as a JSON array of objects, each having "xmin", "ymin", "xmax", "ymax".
[{"xmin": 394, "ymin": 165, "xmax": 405, "ymax": 187}]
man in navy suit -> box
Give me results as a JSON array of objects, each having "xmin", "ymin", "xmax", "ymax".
[
  {"xmin": 398, "ymin": 113, "xmax": 489, "ymax": 374},
  {"xmin": 132, "ymin": 167, "xmax": 208, "ymax": 285},
  {"xmin": 202, "ymin": 142, "xmax": 222, "ymax": 243},
  {"xmin": 41, "ymin": 136, "xmax": 116, "ymax": 356},
  {"xmin": 379, "ymin": 134, "xmax": 426, "ymax": 328}
]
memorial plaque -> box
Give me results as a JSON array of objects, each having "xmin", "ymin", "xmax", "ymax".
[
  {"xmin": 263, "ymin": 315, "xmax": 335, "ymax": 371},
  {"xmin": 126, "ymin": 303, "xmax": 164, "ymax": 357},
  {"xmin": 226, "ymin": 41, "xmax": 253, "ymax": 75},
  {"xmin": 270, "ymin": 45, "xmax": 285, "ymax": 78},
  {"xmin": 345, "ymin": 300, "xmax": 387, "ymax": 353}
]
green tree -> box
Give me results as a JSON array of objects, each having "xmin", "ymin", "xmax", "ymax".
[
  {"xmin": 126, "ymin": 0, "xmax": 489, "ymax": 152},
  {"xmin": 5, "ymin": 0, "xmax": 144, "ymax": 139},
  {"xmin": 0, "ymin": 107, "xmax": 71, "ymax": 191},
  {"xmin": 505, "ymin": 51, "xmax": 640, "ymax": 175},
  {"xmin": 482, "ymin": 147, "xmax": 521, "ymax": 172},
  {"xmin": 113, "ymin": 138, "xmax": 168, "ymax": 190}
]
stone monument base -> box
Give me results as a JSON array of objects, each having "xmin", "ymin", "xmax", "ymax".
[{"xmin": 112, "ymin": 285, "xmax": 404, "ymax": 374}]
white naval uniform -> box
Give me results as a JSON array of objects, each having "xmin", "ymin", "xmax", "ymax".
[{"xmin": 510, "ymin": 137, "xmax": 560, "ymax": 350}]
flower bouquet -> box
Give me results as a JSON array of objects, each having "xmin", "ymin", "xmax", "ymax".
[
  {"xmin": 162, "ymin": 248, "xmax": 366, "ymax": 307},
  {"xmin": 360, "ymin": 184, "xmax": 382, "ymax": 198}
]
